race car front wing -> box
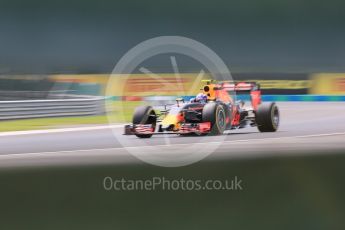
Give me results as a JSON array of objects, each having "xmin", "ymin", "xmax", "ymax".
[{"xmin": 124, "ymin": 122, "xmax": 211, "ymax": 135}]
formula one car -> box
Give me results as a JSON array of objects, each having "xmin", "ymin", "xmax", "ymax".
[{"xmin": 124, "ymin": 80, "xmax": 279, "ymax": 138}]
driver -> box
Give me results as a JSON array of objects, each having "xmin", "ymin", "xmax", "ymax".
[{"xmin": 190, "ymin": 93, "xmax": 207, "ymax": 104}]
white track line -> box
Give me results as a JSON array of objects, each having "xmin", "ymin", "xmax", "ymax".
[
  {"xmin": 0, "ymin": 124, "xmax": 124, "ymax": 137},
  {"xmin": 1, "ymin": 132, "xmax": 345, "ymax": 159}
]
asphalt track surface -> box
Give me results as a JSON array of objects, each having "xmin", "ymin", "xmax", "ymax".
[{"xmin": 1, "ymin": 102, "xmax": 345, "ymax": 168}]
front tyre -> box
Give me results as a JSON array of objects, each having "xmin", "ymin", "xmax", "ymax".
[
  {"xmin": 255, "ymin": 102, "xmax": 279, "ymax": 132},
  {"xmin": 132, "ymin": 105, "xmax": 156, "ymax": 138},
  {"xmin": 202, "ymin": 102, "xmax": 227, "ymax": 135}
]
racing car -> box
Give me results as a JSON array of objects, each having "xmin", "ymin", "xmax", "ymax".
[{"xmin": 124, "ymin": 80, "xmax": 279, "ymax": 138}]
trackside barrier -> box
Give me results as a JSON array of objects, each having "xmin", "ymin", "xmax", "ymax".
[
  {"xmin": 259, "ymin": 95, "xmax": 345, "ymax": 102},
  {"xmin": 0, "ymin": 97, "xmax": 105, "ymax": 120}
]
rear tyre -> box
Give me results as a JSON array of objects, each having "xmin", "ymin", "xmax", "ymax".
[
  {"xmin": 132, "ymin": 105, "xmax": 156, "ymax": 138},
  {"xmin": 202, "ymin": 102, "xmax": 227, "ymax": 135},
  {"xmin": 255, "ymin": 102, "xmax": 279, "ymax": 132}
]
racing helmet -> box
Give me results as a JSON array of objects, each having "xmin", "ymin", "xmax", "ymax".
[{"xmin": 195, "ymin": 93, "xmax": 207, "ymax": 103}]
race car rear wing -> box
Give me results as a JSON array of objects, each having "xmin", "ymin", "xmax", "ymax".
[
  {"xmin": 221, "ymin": 81, "xmax": 262, "ymax": 110},
  {"xmin": 221, "ymin": 81, "xmax": 260, "ymax": 92}
]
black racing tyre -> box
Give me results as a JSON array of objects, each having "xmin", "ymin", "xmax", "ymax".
[
  {"xmin": 132, "ymin": 105, "xmax": 156, "ymax": 138},
  {"xmin": 255, "ymin": 102, "xmax": 279, "ymax": 132},
  {"xmin": 202, "ymin": 102, "xmax": 227, "ymax": 135}
]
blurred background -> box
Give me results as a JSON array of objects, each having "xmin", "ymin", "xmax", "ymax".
[
  {"xmin": 1, "ymin": 0, "xmax": 345, "ymax": 73},
  {"xmin": 0, "ymin": 0, "xmax": 344, "ymax": 130},
  {"xmin": 1, "ymin": 1, "xmax": 345, "ymax": 230}
]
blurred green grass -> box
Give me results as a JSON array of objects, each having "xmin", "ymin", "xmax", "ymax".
[
  {"xmin": 1, "ymin": 154, "xmax": 345, "ymax": 230},
  {"xmin": 0, "ymin": 101, "xmax": 142, "ymax": 132}
]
